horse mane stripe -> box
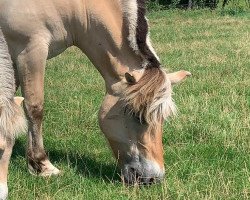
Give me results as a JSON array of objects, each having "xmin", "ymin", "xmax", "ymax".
[
  {"xmin": 121, "ymin": 0, "xmax": 160, "ymax": 68},
  {"xmin": 136, "ymin": 0, "xmax": 160, "ymax": 68}
]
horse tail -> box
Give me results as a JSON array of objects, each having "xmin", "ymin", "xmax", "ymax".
[
  {"xmin": 0, "ymin": 29, "xmax": 26, "ymax": 139},
  {"xmin": 123, "ymin": 67, "xmax": 177, "ymax": 125}
]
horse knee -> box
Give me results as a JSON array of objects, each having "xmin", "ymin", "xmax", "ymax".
[{"xmin": 25, "ymin": 103, "xmax": 44, "ymax": 121}]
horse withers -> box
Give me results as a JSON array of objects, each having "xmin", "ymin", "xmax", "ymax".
[{"xmin": 0, "ymin": 0, "xmax": 190, "ymax": 197}]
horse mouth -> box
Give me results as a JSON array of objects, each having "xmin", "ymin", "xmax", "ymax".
[{"xmin": 121, "ymin": 167, "xmax": 163, "ymax": 185}]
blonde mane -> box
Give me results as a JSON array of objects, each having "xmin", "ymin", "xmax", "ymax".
[{"xmin": 123, "ymin": 67, "xmax": 176, "ymax": 126}]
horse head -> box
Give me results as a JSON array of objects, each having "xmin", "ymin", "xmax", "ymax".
[{"xmin": 99, "ymin": 68, "xmax": 191, "ymax": 184}]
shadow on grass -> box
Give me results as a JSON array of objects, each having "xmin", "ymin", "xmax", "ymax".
[{"xmin": 11, "ymin": 139, "xmax": 120, "ymax": 183}]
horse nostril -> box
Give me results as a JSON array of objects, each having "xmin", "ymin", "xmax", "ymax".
[
  {"xmin": 124, "ymin": 166, "xmax": 163, "ymax": 185},
  {"xmin": 149, "ymin": 178, "xmax": 155, "ymax": 184},
  {"xmin": 130, "ymin": 167, "xmax": 135, "ymax": 173},
  {"xmin": 130, "ymin": 167, "xmax": 142, "ymax": 177},
  {"xmin": 127, "ymin": 167, "xmax": 144, "ymax": 183},
  {"xmin": 140, "ymin": 177, "xmax": 155, "ymax": 185}
]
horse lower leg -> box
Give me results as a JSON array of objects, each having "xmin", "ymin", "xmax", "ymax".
[
  {"xmin": 24, "ymin": 101, "xmax": 59, "ymax": 176},
  {"xmin": 25, "ymin": 102, "xmax": 47, "ymax": 174},
  {"xmin": 17, "ymin": 42, "xmax": 60, "ymax": 176},
  {"xmin": 24, "ymin": 73, "xmax": 60, "ymax": 177},
  {"xmin": 0, "ymin": 137, "xmax": 13, "ymax": 200}
]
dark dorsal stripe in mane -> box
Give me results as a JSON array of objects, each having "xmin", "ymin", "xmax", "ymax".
[{"xmin": 136, "ymin": 0, "xmax": 161, "ymax": 68}]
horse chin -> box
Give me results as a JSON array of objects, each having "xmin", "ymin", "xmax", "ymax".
[{"xmin": 121, "ymin": 158, "xmax": 165, "ymax": 185}]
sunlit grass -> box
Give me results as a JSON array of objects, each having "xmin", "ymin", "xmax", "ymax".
[{"xmin": 10, "ymin": 10, "xmax": 250, "ymax": 199}]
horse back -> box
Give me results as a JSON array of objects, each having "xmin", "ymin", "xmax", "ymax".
[{"xmin": 0, "ymin": 0, "xmax": 79, "ymax": 59}]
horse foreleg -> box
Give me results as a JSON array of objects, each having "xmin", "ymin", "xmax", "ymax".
[
  {"xmin": 17, "ymin": 41, "xmax": 60, "ymax": 176},
  {"xmin": 0, "ymin": 137, "xmax": 13, "ymax": 200}
]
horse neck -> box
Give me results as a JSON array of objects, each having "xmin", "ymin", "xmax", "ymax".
[{"xmin": 71, "ymin": 0, "xmax": 143, "ymax": 93}]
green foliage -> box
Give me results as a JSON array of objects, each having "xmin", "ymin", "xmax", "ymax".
[
  {"xmin": 220, "ymin": 0, "xmax": 250, "ymax": 16},
  {"xmin": 146, "ymin": 0, "xmax": 250, "ymax": 10},
  {"xmin": 146, "ymin": 0, "xmax": 165, "ymax": 11},
  {"xmin": 147, "ymin": 0, "xmax": 219, "ymax": 9},
  {"xmin": 220, "ymin": 7, "xmax": 248, "ymax": 16}
]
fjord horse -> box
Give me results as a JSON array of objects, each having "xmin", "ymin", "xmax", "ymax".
[{"xmin": 0, "ymin": 0, "xmax": 190, "ymax": 198}]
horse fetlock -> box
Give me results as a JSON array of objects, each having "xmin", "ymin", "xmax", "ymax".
[
  {"xmin": 27, "ymin": 150, "xmax": 47, "ymax": 173},
  {"xmin": 27, "ymin": 153, "xmax": 60, "ymax": 176},
  {"xmin": 0, "ymin": 183, "xmax": 8, "ymax": 200},
  {"xmin": 28, "ymin": 160, "xmax": 60, "ymax": 177}
]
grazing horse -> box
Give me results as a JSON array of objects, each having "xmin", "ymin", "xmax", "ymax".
[{"xmin": 0, "ymin": 0, "xmax": 191, "ymax": 198}]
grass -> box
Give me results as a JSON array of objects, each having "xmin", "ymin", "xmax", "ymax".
[{"xmin": 10, "ymin": 10, "xmax": 250, "ymax": 199}]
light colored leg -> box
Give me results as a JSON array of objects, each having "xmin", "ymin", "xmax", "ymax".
[
  {"xmin": 0, "ymin": 183, "xmax": 7, "ymax": 200},
  {"xmin": 0, "ymin": 136, "xmax": 13, "ymax": 200},
  {"xmin": 17, "ymin": 40, "xmax": 60, "ymax": 176}
]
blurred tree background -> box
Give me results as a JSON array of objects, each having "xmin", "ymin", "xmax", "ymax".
[{"xmin": 146, "ymin": 0, "xmax": 250, "ymax": 13}]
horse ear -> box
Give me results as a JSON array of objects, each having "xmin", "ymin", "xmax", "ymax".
[
  {"xmin": 167, "ymin": 70, "xmax": 191, "ymax": 85},
  {"xmin": 14, "ymin": 97, "xmax": 24, "ymax": 106},
  {"xmin": 125, "ymin": 72, "xmax": 136, "ymax": 84},
  {"xmin": 125, "ymin": 69, "xmax": 145, "ymax": 84}
]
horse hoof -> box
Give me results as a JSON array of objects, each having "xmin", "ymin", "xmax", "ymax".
[
  {"xmin": 0, "ymin": 183, "xmax": 8, "ymax": 200},
  {"xmin": 40, "ymin": 166, "xmax": 61, "ymax": 177},
  {"xmin": 28, "ymin": 159, "xmax": 61, "ymax": 177}
]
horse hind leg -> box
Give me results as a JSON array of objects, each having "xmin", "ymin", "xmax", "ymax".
[{"xmin": 17, "ymin": 40, "xmax": 60, "ymax": 176}]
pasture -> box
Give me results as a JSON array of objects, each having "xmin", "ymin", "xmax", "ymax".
[{"xmin": 11, "ymin": 10, "xmax": 250, "ymax": 199}]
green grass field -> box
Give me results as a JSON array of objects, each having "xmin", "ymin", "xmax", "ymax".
[{"xmin": 10, "ymin": 10, "xmax": 250, "ymax": 199}]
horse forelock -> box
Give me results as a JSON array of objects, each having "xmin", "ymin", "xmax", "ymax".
[
  {"xmin": 122, "ymin": 68, "xmax": 177, "ymax": 126},
  {"xmin": 121, "ymin": 0, "xmax": 160, "ymax": 68}
]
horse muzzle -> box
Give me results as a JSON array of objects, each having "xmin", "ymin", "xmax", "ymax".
[{"xmin": 121, "ymin": 159, "xmax": 165, "ymax": 185}]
